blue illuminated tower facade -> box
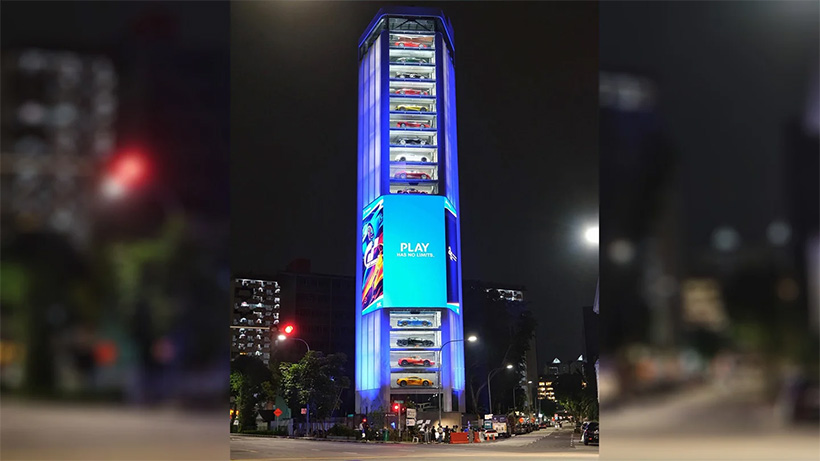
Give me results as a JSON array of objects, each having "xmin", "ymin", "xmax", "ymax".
[{"xmin": 355, "ymin": 8, "xmax": 465, "ymax": 417}]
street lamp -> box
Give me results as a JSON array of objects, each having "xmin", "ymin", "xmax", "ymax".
[
  {"xmin": 277, "ymin": 334, "xmax": 310, "ymax": 352},
  {"xmin": 584, "ymin": 225, "xmax": 599, "ymax": 246},
  {"xmin": 276, "ymin": 334, "xmax": 311, "ymax": 428},
  {"xmin": 437, "ymin": 335, "xmax": 478, "ymax": 426},
  {"xmin": 487, "ymin": 364, "xmax": 513, "ymax": 415}
]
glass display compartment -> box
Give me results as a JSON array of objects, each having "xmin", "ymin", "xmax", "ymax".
[
  {"xmin": 389, "ymin": 164, "xmax": 437, "ymax": 184},
  {"xmin": 390, "ymin": 65, "xmax": 435, "ymax": 81},
  {"xmin": 390, "ymin": 98, "xmax": 435, "ymax": 113},
  {"xmin": 390, "ymin": 113, "xmax": 435, "ymax": 130},
  {"xmin": 389, "ymin": 49, "xmax": 435, "ymax": 66},
  {"xmin": 389, "ymin": 81, "xmax": 436, "ymax": 97},
  {"xmin": 388, "ymin": 33, "xmax": 435, "ymax": 50},
  {"xmin": 390, "ymin": 146, "xmax": 437, "ymax": 163},
  {"xmin": 390, "ymin": 310, "xmax": 440, "ymax": 329},
  {"xmin": 390, "ymin": 183, "xmax": 438, "ymax": 195},
  {"xmin": 390, "ymin": 351, "xmax": 438, "ymax": 369},
  {"xmin": 389, "ymin": 131, "xmax": 436, "ymax": 147},
  {"xmin": 390, "ymin": 331, "xmax": 440, "ymax": 349},
  {"xmin": 391, "ymin": 372, "xmax": 437, "ymax": 389}
]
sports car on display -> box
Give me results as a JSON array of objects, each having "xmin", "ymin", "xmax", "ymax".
[
  {"xmin": 394, "ymin": 41, "xmax": 429, "ymax": 48},
  {"xmin": 395, "ymin": 72, "xmax": 428, "ymax": 79},
  {"xmin": 396, "ymin": 337, "xmax": 435, "ymax": 347},
  {"xmin": 394, "ymin": 136, "xmax": 428, "ymax": 145},
  {"xmin": 397, "ymin": 188, "xmax": 428, "ymax": 195},
  {"xmin": 395, "ymin": 104, "xmax": 429, "ymax": 112},
  {"xmin": 393, "ymin": 56, "xmax": 429, "ymax": 64},
  {"xmin": 394, "ymin": 152, "xmax": 430, "ymax": 162},
  {"xmin": 395, "ymin": 120, "xmax": 430, "ymax": 128},
  {"xmin": 398, "ymin": 356, "xmax": 434, "ymax": 367},
  {"xmin": 397, "ymin": 317, "xmax": 433, "ymax": 327},
  {"xmin": 396, "ymin": 376, "xmax": 433, "ymax": 387},
  {"xmin": 391, "ymin": 87, "xmax": 430, "ymax": 95},
  {"xmin": 393, "ymin": 171, "xmax": 431, "ymax": 180}
]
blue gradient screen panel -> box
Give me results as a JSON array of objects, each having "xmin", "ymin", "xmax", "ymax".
[
  {"xmin": 381, "ymin": 195, "xmax": 446, "ymax": 310},
  {"xmin": 361, "ymin": 199, "xmax": 384, "ymax": 312}
]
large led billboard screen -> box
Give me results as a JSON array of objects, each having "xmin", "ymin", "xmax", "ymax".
[
  {"xmin": 361, "ymin": 195, "xmax": 454, "ymax": 314},
  {"xmin": 445, "ymin": 206, "xmax": 460, "ymax": 312},
  {"xmin": 361, "ymin": 199, "xmax": 385, "ymax": 312},
  {"xmin": 383, "ymin": 195, "xmax": 447, "ymax": 310}
]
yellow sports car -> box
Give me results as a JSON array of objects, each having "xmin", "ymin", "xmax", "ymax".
[
  {"xmin": 395, "ymin": 104, "xmax": 429, "ymax": 112},
  {"xmin": 396, "ymin": 376, "xmax": 433, "ymax": 387}
]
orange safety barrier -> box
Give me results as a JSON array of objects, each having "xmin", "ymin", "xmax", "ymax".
[
  {"xmin": 450, "ymin": 432, "xmax": 469, "ymax": 444},
  {"xmin": 473, "ymin": 432, "xmax": 481, "ymax": 443}
]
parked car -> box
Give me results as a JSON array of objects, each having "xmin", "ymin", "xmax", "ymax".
[
  {"xmin": 396, "ymin": 337, "xmax": 434, "ymax": 347},
  {"xmin": 393, "ymin": 171, "xmax": 431, "ymax": 180},
  {"xmin": 395, "ymin": 72, "xmax": 428, "ymax": 79},
  {"xmin": 397, "ymin": 317, "xmax": 433, "ymax": 327},
  {"xmin": 581, "ymin": 422, "xmax": 599, "ymax": 445},
  {"xmin": 393, "ymin": 56, "xmax": 429, "ymax": 64},
  {"xmin": 397, "ymin": 356, "xmax": 434, "ymax": 367},
  {"xmin": 391, "ymin": 87, "xmax": 430, "ymax": 95},
  {"xmin": 397, "ymin": 188, "xmax": 428, "ymax": 195},
  {"xmin": 394, "ymin": 136, "xmax": 428, "ymax": 146},
  {"xmin": 395, "ymin": 104, "xmax": 429, "ymax": 112},
  {"xmin": 394, "ymin": 40, "xmax": 429, "ymax": 48},
  {"xmin": 396, "ymin": 376, "xmax": 433, "ymax": 387},
  {"xmin": 394, "ymin": 152, "xmax": 430, "ymax": 162},
  {"xmin": 395, "ymin": 120, "xmax": 430, "ymax": 128}
]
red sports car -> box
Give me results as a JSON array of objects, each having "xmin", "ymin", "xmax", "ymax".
[
  {"xmin": 393, "ymin": 171, "xmax": 431, "ymax": 180},
  {"xmin": 392, "ymin": 88, "xmax": 430, "ymax": 96},
  {"xmin": 396, "ymin": 120, "xmax": 430, "ymax": 128},
  {"xmin": 398, "ymin": 356, "xmax": 435, "ymax": 367},
  {"xmin": 395, "ymin": 41, "xmax": 429, "ymax": 48}
]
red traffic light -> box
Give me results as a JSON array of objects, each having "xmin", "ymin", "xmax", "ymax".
[
  {"xmin": 393, "ymin": 403, "xmax": 400, "ymax": 412},
  {"xmin": 283, "ymin": 324, "xmax": 295, "ymax": 335},
  {"xmin": 108, "ymin": 151, "xmax": 149, "ymax": 188},
  {"xmin": 362, "ymin": 417, "xmax": 367, "ymax": 423}
]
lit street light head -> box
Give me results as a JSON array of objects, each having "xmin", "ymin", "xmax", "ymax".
[
  {"xmin": 506, "ymin": 364, "xmax": 513, "ymax": 369},
  {"xmin": 467, "ymin": 335, "xmax": 478, "ymax": 342},
  {"xmin": 584, "ymin": 225, "xmax": 599, "ymax": 246},
  {"xmin": 277, "ymin": 334, "xmax": 286, "ymax": 341}
]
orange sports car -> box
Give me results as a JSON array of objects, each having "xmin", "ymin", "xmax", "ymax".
[{"xmin": 396, "ymin": 376, "xmax": 434, "ymax": 387}]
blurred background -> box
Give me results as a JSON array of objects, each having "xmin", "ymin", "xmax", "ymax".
[
  {"xmin": 598, "ymin": 2, "xmax": 819, "ymax": 459},
  {"xmin": 1, "ymin": 2, "xmax": 229, "ymax": 460}
]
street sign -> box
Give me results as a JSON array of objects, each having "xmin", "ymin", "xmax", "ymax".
[
  {"xmin": 301, "ymin": 408, "xmax": 307, "ymax": 415},
  {"xmin": 483, "ymin": 420, "xmax": 492, "ymax": 429},
  {"xmin": 406, "ymin": 408, "xmax": 417, "ymax": 419},
  {"xmin": 484, "ymin": 414, "xmax": 493, "ymax": 420},
  {"xmin": 406, "ymin": 418, "xmax": 416, "ymax": 426},
  {"xmin": 395, "ymin": 400, "xmax": 404, "ymax": 404},
  {"xmin": 273, "ymin": 408, "xmax": 283, "ymax": 418}
]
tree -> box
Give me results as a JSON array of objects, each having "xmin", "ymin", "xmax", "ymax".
[
  {"xmin": 554, "ymin": 371, "xmax": 598, "ymax": 422},
  {"xmin": 230, "ymin": 355, "xmax": 275, "ymax": 431},
  {"xmin": 280, "ymin": 351, "xmax": 350, "ymax": 422}
]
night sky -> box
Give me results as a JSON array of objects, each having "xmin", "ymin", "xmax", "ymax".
[{"xmin": 231, "ymin": 2, "xmax": 599, "ymax": 366}]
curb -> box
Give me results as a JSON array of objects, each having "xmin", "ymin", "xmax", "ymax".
[{"xmin": 231, "ymin": 434, "xmax": 423, "ymax": 444}]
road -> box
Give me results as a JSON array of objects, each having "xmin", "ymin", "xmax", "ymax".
[{"xmin": 231, "ymin": 427, "xmax": 599, "ymax": 461}]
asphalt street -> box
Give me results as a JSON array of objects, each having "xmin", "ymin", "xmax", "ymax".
[{"xmin": 230, "ymin": 427, "xmax": 599, "ymax": 461}]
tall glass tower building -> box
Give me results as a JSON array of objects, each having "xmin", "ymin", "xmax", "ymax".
[{"xmin": 355, "ymin": 7, "xmax": 465, "ymax": 418}]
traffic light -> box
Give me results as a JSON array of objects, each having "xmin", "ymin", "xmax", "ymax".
[
  {"xmin": 393, "ymin": 403, "xmax": 400, "ymax": 413},
  {"xmin": 107, "ymin": 151, "xmax": 149, "ymax": 189},
  {"xmin": 283, "ymin": 324, "xmax": 295, "ymax": 335}
]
